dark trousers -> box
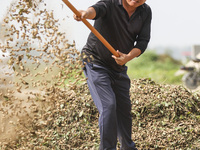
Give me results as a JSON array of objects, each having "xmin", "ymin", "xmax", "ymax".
[{"xmin": 84, "ymin": 63, "xmax": 137, "ymax": 150}]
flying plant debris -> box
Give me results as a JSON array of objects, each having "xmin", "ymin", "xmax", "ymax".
[
  {"xmin": 0, "ymin": 0, "xmax": 85, "ymax": 147},
  {"xmin": 0, "ymin": 0, "xmax": 200, "ymax": 150},
  {"xmin": 0, "ymin": 0, "xmax": 84, "ymax": 95}
]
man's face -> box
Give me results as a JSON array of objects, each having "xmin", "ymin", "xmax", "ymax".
[{"xmin": 126, "ymin": 0, "xmax": 146, "ymax": 7}]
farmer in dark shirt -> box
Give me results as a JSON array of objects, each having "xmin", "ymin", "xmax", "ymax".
[{"xmin": 74, "ymin": 0, "xmax": 152, "ymax": 149}]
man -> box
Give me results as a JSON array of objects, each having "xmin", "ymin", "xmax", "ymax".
[{"xmin": 74, "ymin": 0, "xmax": 151, "ymax": 149}]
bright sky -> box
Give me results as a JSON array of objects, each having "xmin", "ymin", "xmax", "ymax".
[{"xmin": 1, "ymin": 0, "xmax": 200, "ymax": 51}]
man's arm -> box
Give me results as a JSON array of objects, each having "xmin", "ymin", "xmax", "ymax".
[
  {"xmin": 73, "ymin": 7, "xmax": 96, "ymax": 21},
  {"xmin": 74, "ymin": 0, "xmax": 111, "ymax": 21},
  {"xmin": 112, "ymin": 48, "xmax": 141, "ymax": 66},
  {"xmin": 134, "ymin": 6, "xmax": 152, "ymax": 54}
]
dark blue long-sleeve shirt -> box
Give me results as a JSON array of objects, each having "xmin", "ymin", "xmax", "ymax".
[{"xmin": 82, "ymin": 0, "xmax": 152, "ymax": 72}]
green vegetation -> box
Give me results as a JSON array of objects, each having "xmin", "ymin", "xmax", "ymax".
[{"xmin": 127, "ymin": 50, "xmax": 183, "ymax": 85}]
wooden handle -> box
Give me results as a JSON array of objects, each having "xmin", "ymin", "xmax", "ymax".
[{"xmin": 62, "ymin": 0, "xmax": 119, "ymax": 57}]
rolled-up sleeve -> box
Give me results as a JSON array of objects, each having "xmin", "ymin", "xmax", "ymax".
[
  {"xmin": 91, "ymin": 0, "xmax": 111, "ymax": 20},
  {"xmin": 134, "ymin": 7, "xmax": 152, "ymax": 54}
]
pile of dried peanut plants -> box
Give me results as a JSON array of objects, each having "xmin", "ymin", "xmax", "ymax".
[{"xmin": 0, "ymin": 0, "xmax": 199, "ymax": 149}]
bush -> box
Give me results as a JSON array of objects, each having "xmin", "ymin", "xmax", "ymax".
[{"xmin": 127, "ymin": 50, "xmax": 183, "ymax": 84}]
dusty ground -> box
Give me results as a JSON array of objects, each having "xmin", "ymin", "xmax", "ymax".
[{"xmin": 0, "ymin": 89, "xmax": 44, "ymax": 143}]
